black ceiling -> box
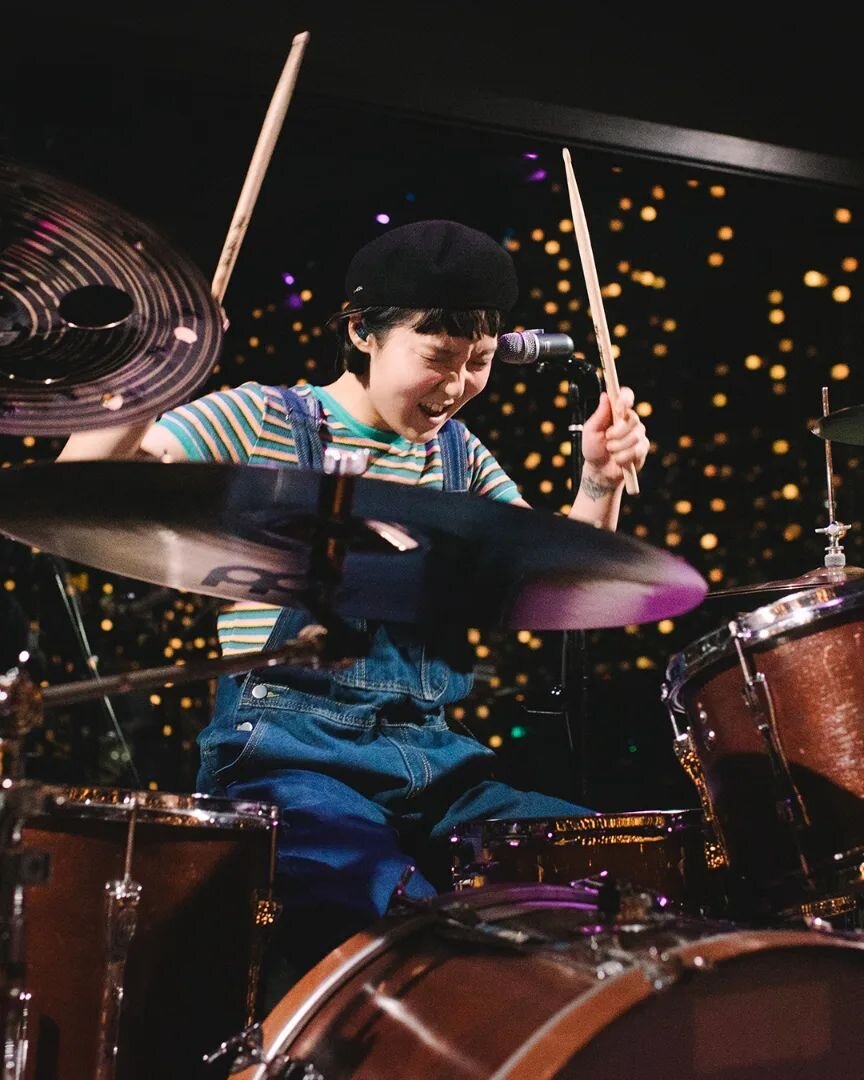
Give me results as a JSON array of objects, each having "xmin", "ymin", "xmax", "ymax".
[
  {"xmin": 3, "ymin": 3, "xmax": 863, "ymax": 302},
  {"xmin": 5, "ymin": 4, "xmax": 862, "ymax": 177}
]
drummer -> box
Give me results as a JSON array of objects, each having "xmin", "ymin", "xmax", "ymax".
[{"xmin": 59, "ymin": 219, "xmax": 649, "ymax": 996}]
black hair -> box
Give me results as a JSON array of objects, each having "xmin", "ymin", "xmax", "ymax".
[{"xmin": 336, "ymin": 306, "xmax": 504, "ymax": 375}]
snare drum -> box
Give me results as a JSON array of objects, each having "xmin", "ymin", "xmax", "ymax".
[
  {"xmin": 450, "ymin": 808, "xmax": 720, "ymax": 915},
  {"xmin": 663, "ymin": 579, "xmax": 864, "ymax": 917},
  {"xmin": 231, "ymin": 882, "xmax": 864, "ymax": 1080},
  {"xmin": 11, "ymin": 785, "xmax": 279, "ymax": 1080}
]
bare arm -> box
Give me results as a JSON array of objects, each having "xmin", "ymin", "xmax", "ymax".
[
  {"xmin": 567, "ymin": 386, "xmax": 647, "ymax": 531},
  {"xmin": 511, "ymin": 385, "xmax": 647, "ymax": 532},
  {"xmin": 56, "ymin": 421, "xmax": 189, "ymax": 462}
]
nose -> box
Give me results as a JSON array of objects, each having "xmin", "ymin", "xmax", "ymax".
[{"xmin": 441, "ymin": 367, "xmax": 466, "ymax": 400}]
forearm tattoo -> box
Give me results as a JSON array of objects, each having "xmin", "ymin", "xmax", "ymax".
[{"xmin": 580, "ymin": 473, "xmax": 620, "ymax": 501}]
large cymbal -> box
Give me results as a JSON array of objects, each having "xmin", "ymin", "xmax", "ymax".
[
  {"xmin": 0, "ymin": 461, "xmax": 708, "ymax": 630},
  {"xmin": 810, "ymin": 404, "xmax": 864, "ymax": 446},
  {"xmin": 707, "ymin": 563, "xmax": 864, "ymax": 600},
  {"xmin": 0, "ymin": 158, "xmax": 223, "ymax": 435}
]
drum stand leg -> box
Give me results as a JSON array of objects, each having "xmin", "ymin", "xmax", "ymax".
[{"xmin": 244, "ymin": 825, "xmax": 283, "ymax": 1027}]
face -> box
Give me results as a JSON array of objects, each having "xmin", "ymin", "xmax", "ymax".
[{"xmin": 353, "ymin": 320, "xmax": 497, "ymax": 442}]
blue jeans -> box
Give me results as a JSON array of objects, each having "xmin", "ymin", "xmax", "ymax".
[{"xmin": 197, "ymin": 613, "xmax": 594, "ymax": 991}]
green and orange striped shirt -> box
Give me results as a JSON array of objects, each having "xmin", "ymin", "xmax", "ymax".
[{"xmin": 155, "ymin": 381, "xmax": 520, "ymax": 654}]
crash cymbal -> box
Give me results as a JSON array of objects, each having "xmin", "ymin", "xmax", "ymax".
[
  {"xmin": 0, "ymin": 461, "xmax": 708, "ymax": 630},
  {"xmin": 708, "ymin": 563, "xmax": 864, "ymax": 599},
  {"xmin": 0, "ymin": 158, "xmax": 223, "ymax": 435},
  {"xmin": 810, "ymin": 404, "xmax": 864, "ymax": 446}
]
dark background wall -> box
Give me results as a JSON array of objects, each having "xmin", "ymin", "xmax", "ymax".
[{"xmin": 1, "ymin": 6, "xmax": 863, "ymax": 811}]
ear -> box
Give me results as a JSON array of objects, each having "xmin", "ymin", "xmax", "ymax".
[{"xmin": 348, "ymin": 316, "xmax": 372, "ymax": 351}]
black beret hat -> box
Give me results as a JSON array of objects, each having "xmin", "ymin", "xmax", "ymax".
[{"xmin": 345, "ymin": 219, "xmax": 518, "ymax": 312}]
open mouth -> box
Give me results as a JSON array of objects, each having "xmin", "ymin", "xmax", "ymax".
[{"xmin": 418, "ymin": 401, "xmax": 452, "ymax": 422}]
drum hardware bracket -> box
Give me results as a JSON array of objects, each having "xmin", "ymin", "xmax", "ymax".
[
  {"xmin": 816, "ymin": 385, "xmax": 851, "ymax": 570},
  {"xmin": 96, "ymin": 799, "xmax": 143, "ymax": 1080},
  {"xmin": 386, "ymin": 863, "xmax": 429, "ymax": 915},
  {"xmin": 429, "ymin": 898, "xmax": 556, "ymax": 950},
  {"xmin": 203, "ymin": 1021, "xmax": 326, "ymax": 1079},
  {"xmin": 588, "ymin": 923, "xmax": 691, "ymax": 991},
  {"xmin": 661, "ymin": 684, "xmax": 730, "ymax": 871}
]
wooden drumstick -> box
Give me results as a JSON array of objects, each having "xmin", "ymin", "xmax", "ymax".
[
  {"xmin": 562, "ymin": 148, "xmax": 639, "ymax": 495},
  {"xmin": 210, "ymin": 31, "xmax": 311, "ymax": 305}
]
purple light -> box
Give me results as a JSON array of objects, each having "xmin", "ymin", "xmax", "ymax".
[
  {"xmin": 287, "ymin": 293, "xmax": 303, "ymax": 309},
  {"xmin": 527, "ymin": 169, "xmax": 548, "ymax": 183},
  {"xmin": 523, "ymin": 152, "xmax": 539, "ymax": 160},
  {"xmin": 375, "ymin": 213, "xmax": 391, "ymax": 224},
  {"xmin": 282, "ymin": 272, "xmax": 295, "ymax": 286}
]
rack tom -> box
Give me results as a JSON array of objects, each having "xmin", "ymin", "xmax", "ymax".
[{"xmin": 663, "ymin": 579, "xmax": 864, "ymax": 918}]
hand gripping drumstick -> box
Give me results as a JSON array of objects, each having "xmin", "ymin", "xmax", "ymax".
[
  {"xmin": 562, "ymin": 148, "xmax": 640, "ymax": 495},
  {"xmin": 210, "ymin": 31, "xmax": 311, "ymax": 305}
]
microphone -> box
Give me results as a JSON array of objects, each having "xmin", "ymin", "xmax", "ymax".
[{"xmin": 496, "ymin": 328, "xmax": 575, "ymax": 365}]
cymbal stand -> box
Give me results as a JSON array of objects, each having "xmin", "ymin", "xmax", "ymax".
[
  {"xmin": 46, "ymin": 555, "xmax": 142, "ymax": 787},
  {"xmin": 815, "ymin": 386, "xmax": 851, "ymax": 569},
  {"xmin": 297, "ymin": 449, "xmax": 374, "ymax": 657},
  {"xmin": 0, "ymin": 669, "xmax": 50, "ymax": 1080}
]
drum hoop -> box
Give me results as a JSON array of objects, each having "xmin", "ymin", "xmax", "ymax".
[
  {"xmin": 474, "ymin": 809, "xmax": 703, "ymax": 844},
  {"xmin": 35, "ymin": 784, "xmax": 280, "ymax": 829},
  {"xmin": 663, "ymin": 580, "xmax": 864, "ymax": 710}
]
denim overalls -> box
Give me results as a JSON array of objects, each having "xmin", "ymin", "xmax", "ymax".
[{"xmin": 196, "ymin": 387, "xmax": 593, "ymax": 987}]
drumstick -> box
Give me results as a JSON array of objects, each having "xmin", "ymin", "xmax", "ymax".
[
  {"xmin": 210, "ymin": 31, "xmax": 311, "ymax": 305},
  {"xmin": 562, "ymin": 148, "xmax": 639, "ymax": 495}
]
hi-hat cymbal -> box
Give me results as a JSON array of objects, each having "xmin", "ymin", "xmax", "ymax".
[
  {"xmin": 707, "ymin": 564, "xmax": 864, "ymax": 600},
  {"xmin": 0, "ymin": 461, "xmax": 708, "ymax": 630},
  {"xmin": 0, "ymin": 158, "xmax": 223, "ymax": 435},
  {"xmin": 810, "ymin": 404, "xmax": 864, "ymax": 446}
]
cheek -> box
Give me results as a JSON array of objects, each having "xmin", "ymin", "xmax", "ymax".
[{"xmin": 464, "ymin": 369, "xmax": 491, "ymax": 399}]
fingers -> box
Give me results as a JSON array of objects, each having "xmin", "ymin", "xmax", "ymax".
[
  {"xmin": 612, "ymin": 385, "xmax": 635, "ymax": 414},
  {"xmin": 604, "ymin": 387, "xmax": 648, "ymax": 468}
]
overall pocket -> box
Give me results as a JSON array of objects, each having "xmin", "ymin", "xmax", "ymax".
[{"xmin": 329, "ymin": 619, "xmax": 474, "ymax": 706}]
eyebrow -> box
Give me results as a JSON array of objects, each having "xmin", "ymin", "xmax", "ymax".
[{"xmin": 422, "ymin": 345, "xmax": 494, "ymax": 359}]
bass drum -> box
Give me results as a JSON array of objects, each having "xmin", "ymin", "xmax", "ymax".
[{"xmin": 233, "ymin": 883, "xmax": 864, "ymax": 1079}]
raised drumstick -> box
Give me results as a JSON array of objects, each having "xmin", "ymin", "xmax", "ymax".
[
  {"xmin": 210, "ymin": 31, "xmax": 311, "ymax": 305},
  {"xmin": 562, "ymin": 147, "xmax": 639, "ymax": 495}
]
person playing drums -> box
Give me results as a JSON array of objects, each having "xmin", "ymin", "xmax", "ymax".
[{"xmin": 59, "ymin": 219, "xmax": 649, "ymax": 998}]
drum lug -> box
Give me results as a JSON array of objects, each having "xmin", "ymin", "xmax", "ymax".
[{"xmin": 731, "ymin": 628, "xmax": 814, "ymax": 845}]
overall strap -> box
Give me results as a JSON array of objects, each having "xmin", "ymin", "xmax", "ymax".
[
  {"xmin": 277, "ymin": 386, "xmax": 326, "ymax": 470},
  {"xmin": 438, "ymin": 418, "xmax": 469, "ymax": 493}
]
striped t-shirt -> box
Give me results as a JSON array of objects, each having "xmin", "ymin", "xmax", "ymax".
[{"xmin": 155, "ymin": 381, "xmax": 521, "ymax": 654}]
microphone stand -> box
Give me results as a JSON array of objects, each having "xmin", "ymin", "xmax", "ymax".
[{"xmin": 525, "ymin": 352, "xmax": 600, "ymax": 806}]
